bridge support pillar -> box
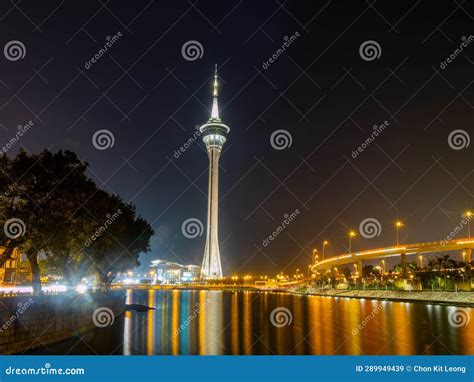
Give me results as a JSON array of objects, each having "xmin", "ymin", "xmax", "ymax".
[
  {"xmin": 400, "ymin": 253, "xmax": 407, "ymax": 277},
  {"xmin": 331, "ymin": 267, "xmax": 337, "ymax": 287}
]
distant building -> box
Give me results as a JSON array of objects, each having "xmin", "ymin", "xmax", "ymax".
[
  {"xmin": 0, "ymin": 248, "xmax": 29, "ymax": 284},
  {"xmin": 182, "ymin": 265, "xmax": 200, "ymax": 282},
  {"xmin": 150, "ymin": 260, "xmax": 199, "ymax": 284}
]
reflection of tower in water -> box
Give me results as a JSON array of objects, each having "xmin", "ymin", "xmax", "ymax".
[{"xmin": 198, "ymin": 291, "xmax": 223, "ymax": 355}]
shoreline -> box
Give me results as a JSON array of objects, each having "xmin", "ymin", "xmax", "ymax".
[
  {"xmin": 0, "ymin": 291, "xmax": 126, "ymax": 355},
  {"xmin": 116, "ymin": 285, "xmax": 474, "ymax": 307},
  {"xmin": 289, "ymin": 288, "xmax": 474, "ymax": 307}
]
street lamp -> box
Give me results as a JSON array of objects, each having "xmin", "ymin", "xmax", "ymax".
[
  {"xmin": 348, "ymin": 231, "xmax": 356, "ymax": 253},
  {"xmin": 312, "ymin": 249, "xmax": 319, "ymax": 265},
  {"xmin": 419, "ymin": 255, "xmax": 423, "ymax": 268},
  {"xmin": 395, "ymin": 221, "xmax": 404, "ymax": 246},
  {"xmin": 463, "ymin": 211, "xmax": 472, "ymax": 239},
  {"xmin": 381, "ymin": 259, "xmax": 385, "ymax": 273},
  {"xmin": 322, "ymin": 240, "xmax": 329, "ymax": 260}
]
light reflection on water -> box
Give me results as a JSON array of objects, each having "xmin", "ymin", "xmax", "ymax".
[{"xmin": 119, "ymin": 289, "xmax": 474, "ymax": 355}]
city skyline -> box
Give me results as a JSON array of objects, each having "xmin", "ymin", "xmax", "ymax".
[
  {"xmin": 0, "ymin": 1, "xmax": 473, "ymax": 364},
  {"xmin": 0, "ymin": 1, "xmax": 471, "ymax": 276}
]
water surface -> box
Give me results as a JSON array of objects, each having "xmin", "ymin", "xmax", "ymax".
[{"xmin": 36, "ymin": 289, "xmax": 474, "ymax": 355}]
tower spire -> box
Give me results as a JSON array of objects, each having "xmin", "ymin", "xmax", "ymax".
[{"xmin": 211, "ymin": 64, "xmax": 220, "ymax": 120}]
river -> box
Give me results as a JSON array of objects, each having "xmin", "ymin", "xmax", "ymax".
[{"xmin": 34, "ymin": 289, "xmax": 474, "ymax": 355}]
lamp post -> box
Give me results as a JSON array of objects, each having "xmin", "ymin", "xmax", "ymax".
[
  {"xmin": 322, "ymin": 240, "xmax": 329, "ymax": 260},
  {"xmin": 395, "ymin": 221, "xmax": 404, "ymax": 246},
  {"xmin": 348, "ymin": 231, "xmax": 356, "ymax": 254},
  {"xmin": 312, "ymin": 249, "xmax": 319, "ymax": 266},
  {"xmin": 381, "ymin": 259, "xmax": 386, "ymax": 273},
  {"xmin": 419, "ymin": 255, "xmax": 423, "ymax": 268},
  {"xmin": 464, "ymin": 211, "xmax": 472, "ymax": 239}
]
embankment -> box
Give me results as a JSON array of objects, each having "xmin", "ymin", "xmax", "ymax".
[
  {"xmin": 0, "ymin": 291, "xmax": 125, "ymax": 354},
  {"xmin": 292, "ymin": 288, "xmax": 474, "ymax": 306}
]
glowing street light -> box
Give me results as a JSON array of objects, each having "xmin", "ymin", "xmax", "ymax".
[
  {"xmin": 381, "ymin": 259, "xmax": 386, "ymax": 273},
  {"xmin": 463, "ymin": 211, "xmax": 472, "ymax": 239},
  {"xmin": 322, "ymin": 240, "xmax": 329, "ymax": 260},
  {"xmin": 419, "ymin": 255, "xmax": 423, "ymax": 268},
  {"xmin": 312, "ymin": 248, "xmax": 319, "ymax": 265},
  {"xmin": 395, "ymin": 221, "xmax": 404, "ymax": 246},
  {"xmin": 348, "ymin": 231, "xmax": 356, "ymax": 253}
]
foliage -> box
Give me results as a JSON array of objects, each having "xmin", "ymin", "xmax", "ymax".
[{"xmin": 0, "ymin": 149, "xmax": 154, "ymax": 294}]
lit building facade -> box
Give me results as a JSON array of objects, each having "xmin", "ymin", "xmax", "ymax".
[
  {"xmin": 150, "ymin": 260, "xmax": 200, "ymax": 284},
  {"xmin": 0, "ymin": 248, "xmax": 26, "ymax": 284}
]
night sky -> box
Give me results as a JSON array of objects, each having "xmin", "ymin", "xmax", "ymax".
[{"xmin": 0, "ymin": 1, "xmax": 472, "ymax": 275}]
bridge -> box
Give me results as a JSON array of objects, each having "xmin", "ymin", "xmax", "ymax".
[{"xmin": 311, "ymin": 238, "xmax": 474, "ymax": 276}]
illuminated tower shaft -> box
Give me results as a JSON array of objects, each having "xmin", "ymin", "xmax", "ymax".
[
  {"xmin": 200, "ymin": 66, "xmax": 230, "ymax": 279},
  {"xmin": 201, "ymin": 146, "xmax": 222, "ymax": 277}
]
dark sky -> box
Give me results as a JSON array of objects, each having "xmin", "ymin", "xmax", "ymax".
[{"xmin": 0, "ymin": 1, "xmax": 472, "ymax": 275}]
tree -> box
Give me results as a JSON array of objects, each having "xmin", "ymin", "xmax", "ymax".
[
  {"xmin": 0, "ymin": 153, "xmax": 29, "ymax": 267},
  {"xmin": 81, "ymin": 191, "xmax": 153, "ymax": 291},
  {"xmin": 392, "ymin": 261, "xmax": 417, "ymax": 273},
  {"xmin": 339, "ymin": 266, "xmax": 352, "ymax": 281},
  {"xmin": 423, "ymin": 254, "xmax": 465, "ymax": 290},
  {"xmin": 0, "ymin": 149, "xmax": 154, "ymax": 294}
]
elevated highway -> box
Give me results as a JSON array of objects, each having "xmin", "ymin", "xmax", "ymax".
[{"xmin": 311, "ymin": 238, "xmax": 474, "ymax": 273}]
